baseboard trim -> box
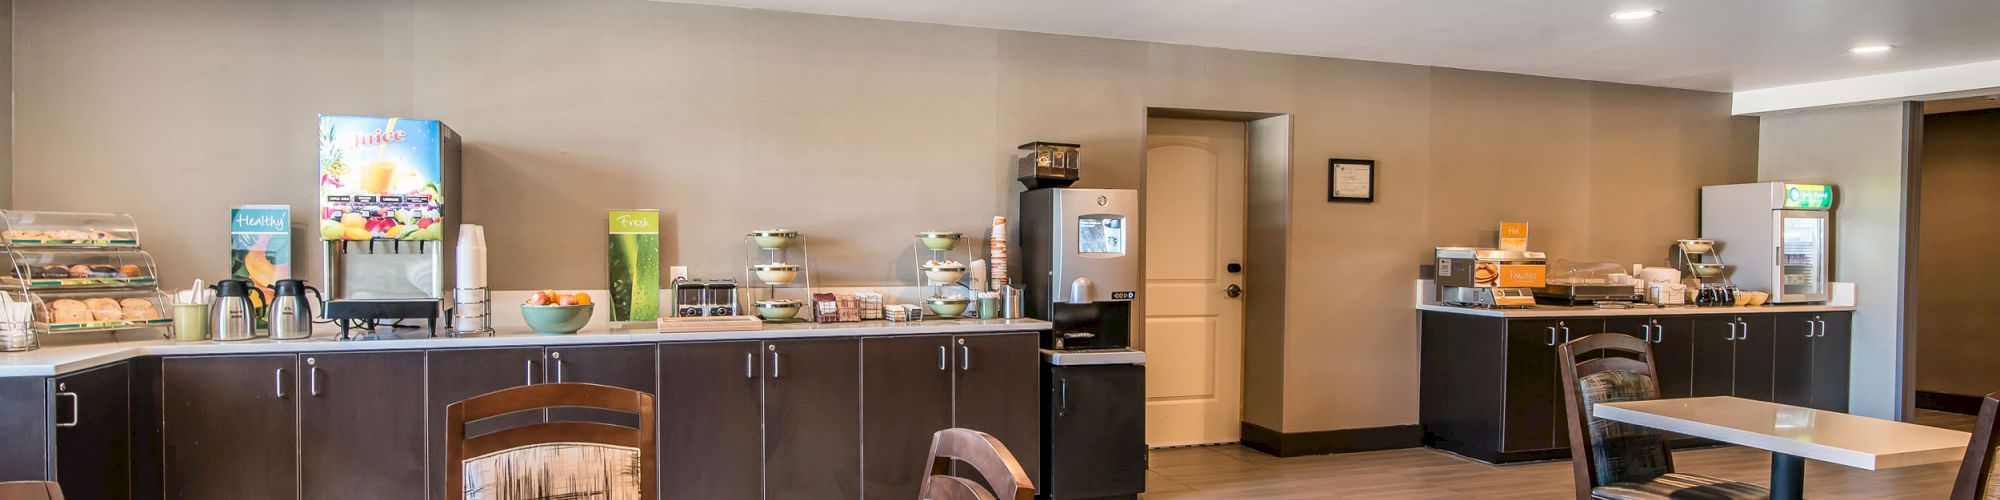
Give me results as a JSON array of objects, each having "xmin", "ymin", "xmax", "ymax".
[
  {"xmin": 1917, "ymin": 390, "xmax": 1985, "ymax": 415},
  {"xmin": 1240, "ymin": 422, "xmax": 1422, "ymax": 458}
]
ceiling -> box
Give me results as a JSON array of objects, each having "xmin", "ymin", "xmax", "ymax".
[{"xmin": 656, "ymin": 0, "xmax": 2000, "ymax": 92}]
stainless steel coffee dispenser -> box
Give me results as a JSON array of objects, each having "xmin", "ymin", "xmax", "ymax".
[{"xmin": 1018, "ymin": 188, "xmax": 1139, "ymax": 350}]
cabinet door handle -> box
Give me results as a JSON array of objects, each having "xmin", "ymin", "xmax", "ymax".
[
  {"xmin": 1058, "ymin": 377, "xmax": 1069, "ymax": 417},
  {"xmin": 960, "ymin": 345, "xmax": 971, "ymax": 371},
  {"xmin": 937, "ymin": 345, "xmax": 948, "ymax": 371},
  {"xmin": 1640, "ymin": 324, "xmax": 1653, "ymax": 343},
  {"xmin": 770, "ymin": 350, "xmax": 781, "ymax": 378},
  {"xmin": 1546, "ymin": 327, "xmax": 1557, "ymax": 346},
  {"xmin": 745, "ymin": 352, "xmax": 756, "ymax": 379},
  {"xmin": 309, "ymin": 366, "xmax": 321, "ymax": 396},
  {"xmin": 550, "ymin": 351, "xmax": 564, "ymax": 383},
  {"xmin": 275, "ymin": 368, "xmax": 287, "ymax": 398},
  {"xmin": 1738, "ymin": 321, "xmax": 1750, "ymax": 341},
  {"xmin": 1817, "ymin": 320, "xmax": 1828, "ymax": 338},
  {"xmin": 1804, "ymin": 320, "xmax": 1815, "ymax": 338},
  {"xmin": 524, "ymin": 359, "xmax": 536, "ymax": 385},
  {"xmin": 54, "ymin": 390, "xmax": 79, "ymax": 428},
  {"xmin": 1652, "ymin": 321, "xmax": 1665, "ymax": 344},
  {"xmin": 1727, "ymin": 322, "xmax": 1738, "ymax": 341},
  {"xmin": 1562, "ymin": 326, "xmax": 1572, "ymax": 343}
]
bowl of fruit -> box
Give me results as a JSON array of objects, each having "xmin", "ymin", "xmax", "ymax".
[{"xmin": 521, "ymin": 290, "xmax": 593, "ymax": 334}]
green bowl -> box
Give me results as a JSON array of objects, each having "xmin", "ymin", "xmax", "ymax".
[{"xmin": 521, "ymin": 304, "xmax": 593, "ymax": 334}]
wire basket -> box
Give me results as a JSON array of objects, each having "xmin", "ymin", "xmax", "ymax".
[{"xmin": 0, "ymin": 320, "xmax": 35, "ymax": 351}]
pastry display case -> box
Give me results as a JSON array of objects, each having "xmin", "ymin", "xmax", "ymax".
[{"xmin": 0, "ymin": 210, "xmax": 173, "ymax": 342}]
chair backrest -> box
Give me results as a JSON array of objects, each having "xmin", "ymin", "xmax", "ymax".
[
  {"xmin": 921, "ymin": 428, "xmax": 1035, "ymax": 500},
  {"xmin": 923, "ymin": 475, "xmax": 998, "ymax": 500},
  {"xmin": 1559, "ymin": 332, "xmax": 1673, "ymax": 500},
  {"xmin": 1950, "ymin": 393, "xmax": 2000, "ymax": 500},
  {"xmin": 0, "ymin": 481, "xmax": 64, "ymax": 500},
  {"xmin": 446, "ymin": 382, "xmax": 657, "ymax": 500}
]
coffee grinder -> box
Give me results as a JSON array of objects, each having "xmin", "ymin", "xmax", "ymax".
[
  {"xmin": 1018, "ymin": 187, "xmax": 1147, "ymax": 500},
  {"xmin": 316, "ymin": 115, "xmax": 462, "ymax": 338}
]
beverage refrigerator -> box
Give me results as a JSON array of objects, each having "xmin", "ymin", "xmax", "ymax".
[{"xmin": 1699, "ymin": 182, "xmax": 1834, "ymax": 304}]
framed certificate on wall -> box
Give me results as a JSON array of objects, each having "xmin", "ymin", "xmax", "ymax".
[{"xmin": 1328, "ymin": 159, "xmax": 1375, "ymax": 203}]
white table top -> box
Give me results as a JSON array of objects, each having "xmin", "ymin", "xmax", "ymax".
[{"xmin": 1595, "ymin": 397, "xmax": 1970, "ymax": 470}]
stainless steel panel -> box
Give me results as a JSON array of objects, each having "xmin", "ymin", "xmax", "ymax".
[{"xmin": 1050, "ymin": 189, "xmax": 1138, "ymax": 304}]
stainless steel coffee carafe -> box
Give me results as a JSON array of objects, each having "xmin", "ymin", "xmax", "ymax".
[
  {"xmin": 210, "ymin": 279, "xmax": 266, "ymax": 341},
  {"xmin": 268, "ymin": 279, "xmax": 322, "ymax": 340}
]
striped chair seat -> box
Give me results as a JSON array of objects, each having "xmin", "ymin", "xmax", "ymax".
[{"xmin": 1592, "ymin": 472, "xmax": 1771, "ymax": 499}]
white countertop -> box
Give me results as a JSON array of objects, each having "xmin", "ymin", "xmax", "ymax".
[
  {"xmin": 1415, "ymin": 302, "xmax": 1857, "ymax": 318},
  {"xmin": 0, "ymin": 318, "xmax": 1050, "ymax": 377},
  {"xmin": 1595, "ymin": 397, "xmax": 1969, "ymax": 470}
]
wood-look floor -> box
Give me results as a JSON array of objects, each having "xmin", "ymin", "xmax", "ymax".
[{"xmin": 1144, "ymin": 410, "xmax": 1976, "ymax": 499}]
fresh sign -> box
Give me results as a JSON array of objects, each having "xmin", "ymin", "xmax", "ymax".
[{"xmin": 1783, "ymin": 184, "xmax": 1833, "ymax": 209}]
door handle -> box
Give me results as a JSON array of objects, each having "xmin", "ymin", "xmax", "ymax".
[
  {"xmin": 1561, "ymin": 326, "xmax": 1572, "ymax": 343},
  {"xmin": 1058, "ymin": 377, "xmax": 1069, "ymax": 417},
  {"xmin": 1738, "ymin": 321, "xmax": 1750, "ymax": 341},
  {"xmin": 745, "ymin": 352, "xmax": 755, "ymax": 379},
  {"xmin": 1805, "ymin": 320, "xmax": 1815, "ymax": 338},
  {"xmin": 1817, "ymin": 320, "xmax": 1828, "ymax": 338},
  {"xmin": 306, "ymin": 357, "xmax": 321, "ymax": 397},
  {"xmin": 938, "ymin": 345, "xmax": 948, "ymax": 371},
  {"xmin": 1652, "ymin": 321, "xmax": 1664, "ymax": 344},
  {"xmin": 1223, "ymin": 284, "xmax": 1243, "ymax": 298},
  {"xmin": 524, "ymin": 359, "xmax": 536, "ymax": 385},
  {"xmin": 275, "ymin": 368, "xmax": 287, "ymax": 398},
  {"xmin": 770, "ymin": 347, "xmax": 781, "ymax": 378},
  {"xmin": 960, "ymin": 344, "xmax": 971, "ymax": 371},
  {"xmin": 1640, "ymin": 324, "xmax": 1653, "ymax": 343},
  {"xmin": 550, "ymin": 351, "xmax": 564, "ymax": 383},
  {"xmin": 1546, "ymin": 327, "xmax": 1557, "ymax": 346},
  {"xmin": 54, "ymin": 384, "xmax": 78, "ymax": 428},
  {"xmin": 1727, "ymin": 321, "xmax": 1738, "ymax": 341}
]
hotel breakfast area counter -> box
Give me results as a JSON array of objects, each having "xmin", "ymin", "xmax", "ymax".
[
  {"xmin": 0, "ymin": 318, "xmax": 1050, "ymax": 498},
  {"xmin": 0, "ymin": 317, "xmax": 1049, "ymax": 377}
]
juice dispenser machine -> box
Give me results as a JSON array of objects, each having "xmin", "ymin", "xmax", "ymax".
[
  {"xmin": 317, "ymin": 115, "xmax": 461, "ymax": 338},
  {"xmin": 1019, "ymin": 187, "xmax": 1147, "ymax": 500}
]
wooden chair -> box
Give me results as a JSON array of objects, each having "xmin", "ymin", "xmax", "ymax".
[
  {"xmin": 1559, "ymin": 333, "xmax": 1768, "ymax": 500},
  {"xmin": 447, "ymin": 382, "xmax": 657, "ymax": 500},
  {"xmin": 1950, "ymin": 392, "xmax": 2000, "ymax": 499},
  {"xmin": 920, "ymin": 428, "xmax": 1034, "ymax": 500},
  {"xmin": 0, "ymin": 482, "xmax": 63, "ymax": 500}
]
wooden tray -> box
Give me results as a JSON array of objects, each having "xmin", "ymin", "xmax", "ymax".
[{"xmin": 656, "ymin": 315, "xmax": 764, "ymax": 333}]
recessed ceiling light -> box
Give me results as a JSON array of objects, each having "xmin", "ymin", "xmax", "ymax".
[
  {"xmin": 1850, "ymin": 45, "xmax": 1894, "ymax": 54},
  {"xmin": 1610, "ymin": 10, "xmax": 1659, "ymax": 21}
]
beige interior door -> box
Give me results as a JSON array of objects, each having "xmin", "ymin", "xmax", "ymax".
[{"xmin": 1142, "ymin": 118, "xmax": 1247, "ymax": 447}]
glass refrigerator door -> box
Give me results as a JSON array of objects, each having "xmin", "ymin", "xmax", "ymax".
[{"xmin": 1776, "ymin": 211, "xmax": 1828, "ymax": 298}]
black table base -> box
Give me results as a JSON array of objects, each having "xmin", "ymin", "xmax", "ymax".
[{"xmin": 1771, "ymin": 452, "xmax": 1804, "ymax": 500}]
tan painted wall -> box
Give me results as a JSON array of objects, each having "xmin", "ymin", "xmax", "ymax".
[
  {"xmin": 1915, "ymin": 109, "xmax": 2000, "ymax": 398},
  {"xmin": 9, "ymin": 0, "xmax": 1757, "ymax": 433},
  {"xmin": 1757, "ymin": 102, "xmax": 1917, "ymax": 420}
]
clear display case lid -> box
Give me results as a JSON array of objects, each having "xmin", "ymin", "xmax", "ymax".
[
  {"xmin": 0, "ymin": 210, "xmax": 142, "ymax": 247},
  {"xmin": 1, "ymin": 249, "xmax": 161, "ymax": 290},
  {"xmin": 1546, "ymin": 259, "xmax": 1629, "ymax": 284}
]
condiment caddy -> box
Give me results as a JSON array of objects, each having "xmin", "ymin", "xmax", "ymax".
[
  {"xmin": 0, "ymin": 210, "xmax": 173, "ymax": 348},
  {"xmin": 744, "ymin": 229, "xmax": 812, "ymax": 321}
]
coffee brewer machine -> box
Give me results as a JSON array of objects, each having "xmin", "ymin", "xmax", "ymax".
[
  {"xmin": 317, "ymin": 116, "xmax": 461, "ymax": 338},
  {"xmin": 1019, "ymin": 187, "xmax": 1147, "ymax": 500}
]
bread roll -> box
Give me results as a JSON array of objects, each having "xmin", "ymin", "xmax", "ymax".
[
  {"xmin": 51, "ymin": 308, "xmax": 93, "ymax": 324},
  {"xmin": 120, "ymin": 298, "xmax": 159, "ymax": 320}
]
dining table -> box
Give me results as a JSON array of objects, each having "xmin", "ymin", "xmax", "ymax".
[{"xmin": 1594, "ymin": 396, "xmax": 1971, "ymax": 500}]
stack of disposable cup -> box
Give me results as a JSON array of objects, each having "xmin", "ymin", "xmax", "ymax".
[
  {"xmin": 988, "ymin": 216, "xmax": 1008, "ymax": 291},
  {"xmin": 453, "ymin": 224, "xmax": 494, "ymax": 335}
]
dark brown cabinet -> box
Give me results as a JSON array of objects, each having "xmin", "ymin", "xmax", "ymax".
[
  {"xmin": 546, "ymin": 344, "xmax": 657, "ymax": 426},
  {"xmin": 299, "ymin": 351, "xmax": 426, "ymax": 500},
  {"xmin": 765, "ymin": 338, "xmax": 862, "ymax": 500},
  {"xmin": 951, "ymin": 333, "xmax": 1042, "ymax": 483},
  {"xmin": 427, "ymin": 347, "xmax": 545, "ymax": 500},
  {"xmin": 658, "ymin": 341, "xmax": 765, "ymax": 500},
  {"xmin": 861, "ymin": 335, "xmax": 954, "ymax": 500},
  {"xmin": 1421, "ymin": 310, "xmax": 1850, "ymax": 464},
  {"xmin": 1691, "ymin": 314, "xmax": 1774, "ymax": 400},
  {"xmin": 53, "ymin": 362, "xmax": 131, "ymax": 500},
  {"xmin": 1774, "ymin": 312, "xmax": 1852, "ymax": 412},
  {"xmin": 162, "ymin": 355, "xmax": 298, "ymax": 500}
]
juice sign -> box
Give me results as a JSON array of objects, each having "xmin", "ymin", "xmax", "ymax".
[
  {"xmin": 317, "ymin": 115, "xmax": 446, "ymax": 241},
  {"xmin": 1783, "ymin": 183, "xmax": 1834, "ymax": 209}
]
